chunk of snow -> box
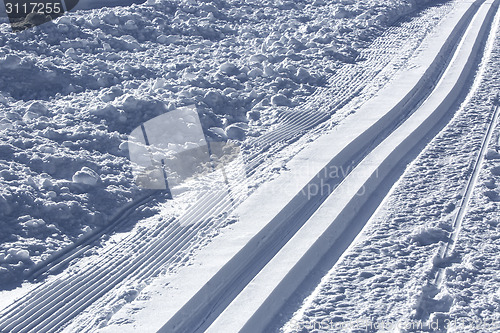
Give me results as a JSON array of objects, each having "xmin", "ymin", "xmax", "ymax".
[
  {"xmin": 153, "ymin": 78, "xmax": 166, "ymax": 90},
  {"xmin": 485, "ymin": 149, "xmax": 500, "ymax": 159},
  {"xmin": 120, "ymin": 95, "xmax": 139, "ymax": 111},
  {"xmin": 219, "ymin": 62, "xmax": 239, "ymax": 76},
  {"xmin": 72, "ymin": 167, "xmax": 100, "ymax": 186},
  {"xmin": 124, "ymin": 20, "xmax": 138, "ymax": 30},
  {"xmin": 24, "ymin": 219, "xmax": 45, "ymax": 228},
  {"xmin": 296, "ymin": 68, "xmax": 311, "ymax": 83},
  {"xmin": 263, "ymin": 65, "xmax": 275, "ymax": 77},
  {"xmin": 225, "ymin": 123, "xmax": 247, "ymax": 141},
  {"xmin": 103, "ymin": 12, "xmax": 119, "ymax": 25},
  {"xmin": 11, "ymin": 249, "xmax": 30, "ymax": 261},
  {"xmin": 203, "ymin": 90, "xmax": 225, "ymax": 109},
  {"xmin": 248, "ymin": 68, "xmax": 263, "ymax": 78},
  {"xmin": 27, "ymin": 101, "xmax": 48, "ymax": 115},
  {"xmin": 249, "ymin": 54, "xmax": 267, "ymax": 64},
  {"xmin": 409, "ymin": 227, "xmax": 448, "ymax": 246},
  {"xmin": 208, "ymin": 127, "xmax": 227, "ymax": 140}
]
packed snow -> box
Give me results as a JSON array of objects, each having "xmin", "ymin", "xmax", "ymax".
[{"xmin": 0, "ymin": 0, "xmax": 499, "ymax": 332}]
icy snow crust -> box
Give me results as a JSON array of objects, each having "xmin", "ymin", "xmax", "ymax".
[{"xmin": 0, "ymin": 0, "xmax": 440, "ymax": 287}]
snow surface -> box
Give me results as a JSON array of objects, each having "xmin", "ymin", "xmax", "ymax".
[
  {"xmin": 0, "ymin": 0, "xmax": 439, "ymax": 288},
  {"xmin": 0, "ymin": 0, "xmax": 499, "ymax": 332},
  {"xmin": 76, "ymin": 1, "xmax": 491, "ymax": 332}
]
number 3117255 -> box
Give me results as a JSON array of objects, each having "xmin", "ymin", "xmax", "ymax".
[{"xmin": 5, "ymin": 2, "xmax": 62, "ymax": 14}]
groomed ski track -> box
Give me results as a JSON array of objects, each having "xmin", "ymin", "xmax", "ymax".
[
  {"xmin": 157, "ymin": 0, "xmax": 499, "ymax": 332},
  {"xmin": 1, "ymin": 1, "xmax": 498, "ymax": 332},
  {"xmin": 205, "ymin": 1, "xmax": 499, "ymax": 331}
]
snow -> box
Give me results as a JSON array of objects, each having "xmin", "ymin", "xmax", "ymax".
[
  {"xmin": 83, "ymin": 1, "xmax": 485, "ymax": 331},
  {"xmin": 0, "ymin": 0, "xmax": 441, "ymax": 288},
  {"xmin": 271, "ymin": 94, "xmax": 292, "ymax": 107},
  {"xmin": 219, "ymin": 62, "xmax": 239, "ymax": 76},
  {"xmin": 0, "ymin": 0, "xmax": 499, "ymax": 332},
  {"xmin": 199, "ymin": 5, "xmax": 499, "ymax": 329}
]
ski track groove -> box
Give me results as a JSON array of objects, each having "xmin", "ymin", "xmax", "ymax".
[{"xmin": 434, "ymin": 105, "xmax": 500, "ymax": 287}]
